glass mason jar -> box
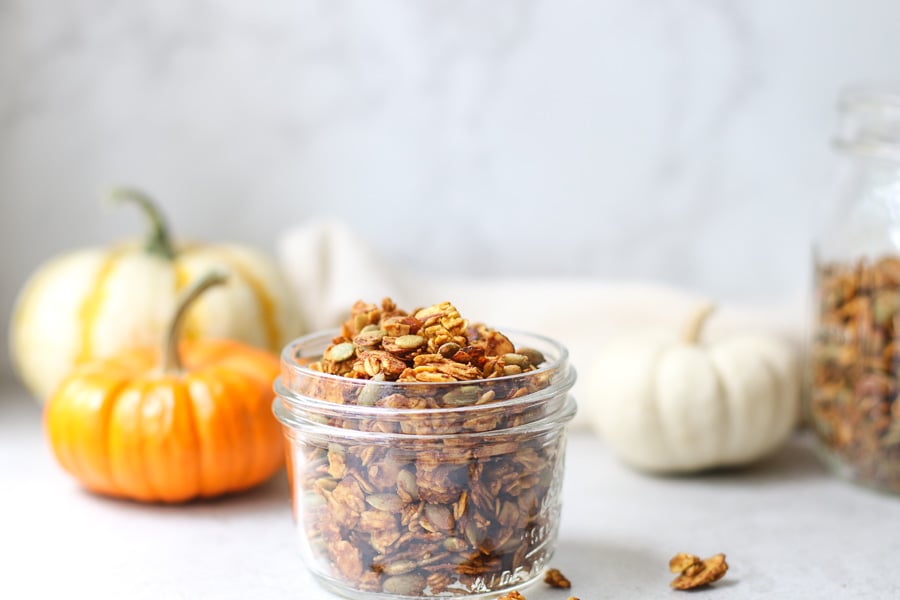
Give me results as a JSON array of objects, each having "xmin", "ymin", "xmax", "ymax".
[
  {"xmin": 810, "ymin": 85, "xmax": 900, "ymax": 494},
  {"xmin": 274, "ymin": 330, "xmax": 577, "ymax": 599}
]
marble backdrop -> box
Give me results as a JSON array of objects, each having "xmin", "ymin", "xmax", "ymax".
[{"xmin": 2, "ymin": 0, "xmax": 899, "ymax": 381}]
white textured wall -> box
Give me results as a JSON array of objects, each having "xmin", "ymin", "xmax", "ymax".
[{"xmin": 2, "ymin": 0, "xmax": 899, "ymax": 381}]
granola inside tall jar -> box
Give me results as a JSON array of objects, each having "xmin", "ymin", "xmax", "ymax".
[
  {"xmin": 274, "ymin": 299, "xmax": 577, "ymax": 598},
  {"xmin": 810, "ymin": 85, "xmax": 900, "ymax": 494}
]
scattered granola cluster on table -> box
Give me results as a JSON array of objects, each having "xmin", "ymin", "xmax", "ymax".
[
  {"xmin": 668, "ymin": 552, "xmax": 728, "ymax": 590},
  {"xmin": 543, "ymin": 568, "xmax": 571, "ymax": 589},
  {"xmin": 495, "ymin": 591, "xmax": 579, "ymax": 600},
  {"xmin": 287, "ymin": 299, "xmax": 573, "ymax": 597},
  {"xmin": 812, "ymin": 258, "xmax": 900, "ymax": 492}
]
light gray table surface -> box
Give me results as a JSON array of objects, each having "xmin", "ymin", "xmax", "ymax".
[{"xmin": 2, "ymin": 384, "xmax": 898, "ymax": 600}]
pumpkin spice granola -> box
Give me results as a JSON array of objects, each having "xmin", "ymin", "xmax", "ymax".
[
  {"xmin": 543, "ymin": 567, "xmax": 571, "ymax": 589},
  {"xmin": 281, "ymin": 299, "xmax": 576, "ymax": 597},
  {"xmin": 668, "ymin": 552, "xmax": 728, "ymax": 590},
  {"xmin": 811, "ymin": 257, "xmax": 900, "ymax": 492}
]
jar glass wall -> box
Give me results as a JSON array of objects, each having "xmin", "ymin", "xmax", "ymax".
[
  {"xmin": 274, "ymin": 330, "xmax": 577, "ymax": 599},
  {"xmin": 810, "ymin": 85, "xmax": 900, "ymax": 494}
]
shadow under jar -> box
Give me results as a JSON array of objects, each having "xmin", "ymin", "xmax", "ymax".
[
  {"xmin": 274, "ymin": 330, "xmax": 577, "ymax": 599},
  {"xmin": 811, "ymin": 84, "xmax": 900, "ymax": 494}
]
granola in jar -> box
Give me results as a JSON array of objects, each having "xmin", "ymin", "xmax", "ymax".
[
  {"xmin": 274, "ymin": 299, "xmax": 577, "ymax": 598},
  {"xmin": 811, "ymin": 258, "xmax": 900, "ymax": 492}
]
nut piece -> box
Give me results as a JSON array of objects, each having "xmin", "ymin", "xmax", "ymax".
[
  {"xmin": 544, "ymin": 567, "xmax": 571, "ymax": 589},
  {"xmin": 670, "ymin": 553, "xmax": 728, "ymax": 591},
  {"xmin": 496, "ymin": 591, "xmax": 527, "ymax": 600},
  {"xmin": 668, "ymin": 553, "xmax": 701, "ymax": 573}
]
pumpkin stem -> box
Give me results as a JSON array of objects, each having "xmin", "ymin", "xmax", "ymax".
[
  {"xmin": 683, "ymin": 304, "xmax": 716, "ymax": 344},
  {"xmin": 108, "ymin": 187, "xmax": 177, "ymax": 260},
  {"xmin": 163, "ymin": 270, "xmax": 230, "ymax": 372}
]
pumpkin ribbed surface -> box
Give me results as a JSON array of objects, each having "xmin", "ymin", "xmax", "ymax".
[{"xmin": 45, "ymin": 340, "xmax": 283, "ymax": 503}]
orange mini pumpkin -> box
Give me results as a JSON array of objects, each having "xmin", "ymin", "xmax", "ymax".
[{"xmin": 44, "ymin": 271, "xmax": 284, "ymax": 503}]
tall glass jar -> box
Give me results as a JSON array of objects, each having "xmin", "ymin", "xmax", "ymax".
[{"xmin": 810, "ymin": 85, "xmax": 900, "ymax": 494}]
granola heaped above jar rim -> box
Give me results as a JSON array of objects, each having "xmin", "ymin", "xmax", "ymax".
[
  {"xmin": 292, "ymin": 298, "xmax": 564, "ymax": 382},
  {"xmin": 278, "ymin": 299, "xmax": 574, "ymax": 415},
  {"xmin": 275, "ymin": 327, "xmax": 576, "ymax": 439}
]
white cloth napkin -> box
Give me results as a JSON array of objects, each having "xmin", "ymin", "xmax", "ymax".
[{"xmin": 278, "ymin": 220, "xmax": 806, "ymax": 430}]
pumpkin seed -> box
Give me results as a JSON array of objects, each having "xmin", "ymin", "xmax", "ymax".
[
  {"xmin": 354, "ymin": 330, "xmax": 385, "ymax": 348},
  {"xmin": 327, "ymin": 442, "xmax": 345, "ymax": 456},
  {"xmin": 465, "ymin": 521, "xmax": 481, "ymax": 546},
  {"xmin": 357, "ymin": 376, "xmax": 384, "ymax": 406},
  {"xmin": 437, "ymin": 342, "xmax": 461, "ymax": 358},
  {"xmin": 443, "ymin": 537, "xmax": 468, "ymax": 552},
  {"xmin": 325, "ymin": 342, "xmax": 355, "ymax": 362},
  {"xmin": 424, "ymin": 503, "xmax": 454, "ymax": 531},
  {"xmin": 395, "ymin": 334, "xmax": 426, "ymax": 349},
  {"xmin": 417, "ymin": 551, "xmax": 451, "ymax": 566},
  {"xmin": 308, "ymin": 413, "xmax": 329, "ymax": 425},
  {"xmin": 366, "ymin": 493, "xmax": 404, "ymax": 512},
  {"xmin": 441, "ymin": 385, "xmax": 480, "ymax": 407},
  {"xmin": 502, "ymin": 353, "xmax": 530, "ymax": 368},
  {"xmin": 360, "ymin": 324, "xmax": 382, "ymax": 334},
  {"xmin": 397, "ymin": 470, "xmax": 418, "ymax": 501},
  {"xmin": 382, "ymin": 560, "xmax": 417, "ymax": 576},
  {"xmin": 382, "ymin": 574, "xmax": 426, "ymax": 596},
  {"xmin": 303, "ymin": 492, "xmax": 326, "ymax": 508},
  {"xmin": 503, "ymin": 364, "xmax": 523, "ymax": 376},
  {"xmin": 314, "ymin": 478, "xmax": 337, "ymax": 492},
  {"xmin": 516, "ymin": 346, "xmax": 545, "ymax": 366},
  {"xmin": 476, "ymin": 390, "xmax": 496, "ymax": 405}
]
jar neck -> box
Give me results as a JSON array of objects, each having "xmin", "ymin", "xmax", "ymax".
[
  {"xmin": 817, "ymin": 151, "xmax": 900, "ymax": 263},
  {"xmin": 837, "ymin": 85, "xmax": 900, "ymax": 162}
]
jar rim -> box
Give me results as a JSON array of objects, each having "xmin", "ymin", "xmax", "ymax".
[
  {"xmin": 275, "ymin": 327, "xmax": 577, "ymax": 435},
  {"xmin": 274, "ymin": 365, "xmax": 576, "ymax": 419},
  {"xmin": 835, "ymin": 83, "xmax": 900, "ymax": 160},
  {"xmin": 272, "ymin": 393, "xmax": 577, "ymax": 442},
  {"xmin": 839, "ymin": 84, "xmax": 900, "ymax": 111}
]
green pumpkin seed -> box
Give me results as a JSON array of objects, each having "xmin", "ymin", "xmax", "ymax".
[
  {"xmin": 395, "ymin": 334, "xmax": 426, "ymax": 349},
  {"xmin": 443, "ymin": 537, "xmax": 468, "ymax": 552},
  {"xmin": 516, "ymin": 347, "xmax": 545, "ymax": 366},
  {"xmin": 303, "ymin": 492, "xmax": 326, "ymax": 509},
  {"xmin": 325, "ymin": 342, "xmax": 355, "ymax": 362},
  {"xmin": 502, "ymin": 353, "xmax": 530, "ymax": 368},
  {"xmin": 357, "ymin": 378, "xmax": 383, "ymax": 406},
  {"xmin": 442, "ymin": 386, "xmax": 480, "ymax": 406},
  {"xmin": 503, "ymin": 364, "xmax": 523, "ymax": 376}
]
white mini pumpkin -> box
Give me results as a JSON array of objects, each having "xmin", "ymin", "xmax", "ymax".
[
  {"xmin": 11, "ymin": 189, "xmax": 304, "ymax": 402},
  {"xmin": 587, "ymin": 305, "xmax": 799, "ymax": 473}
]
